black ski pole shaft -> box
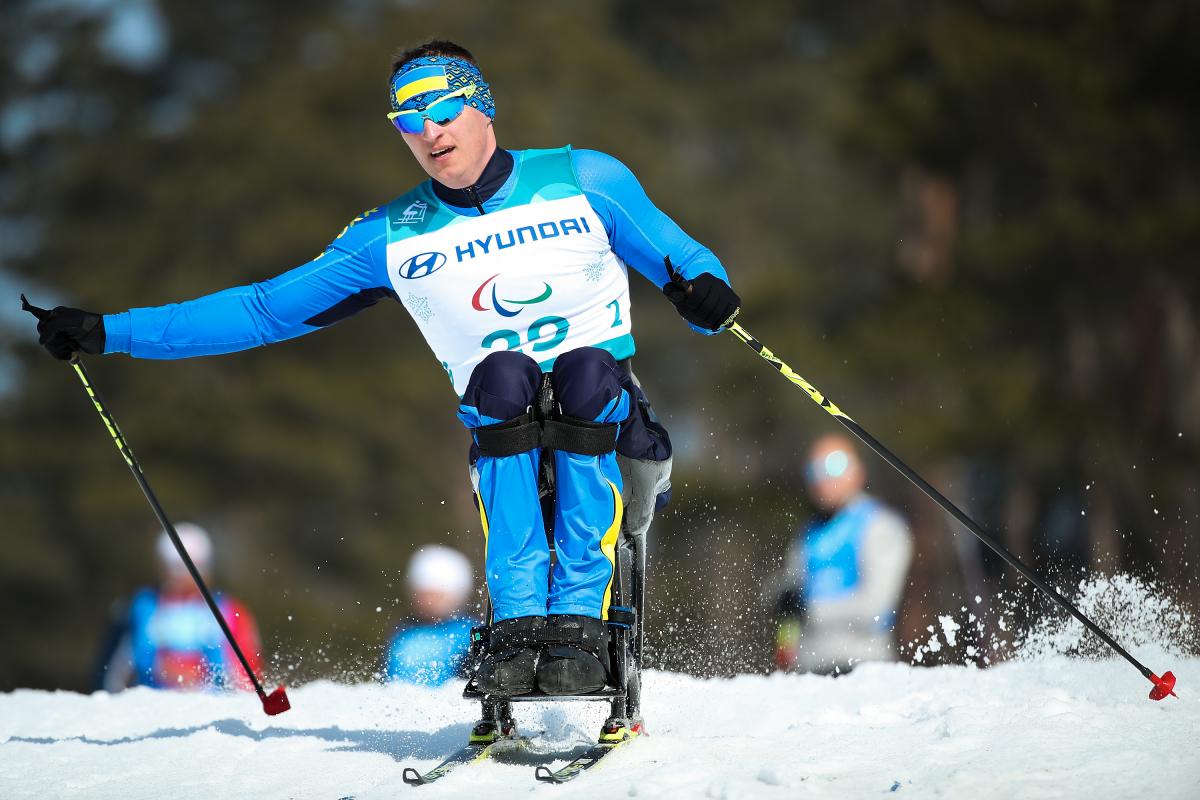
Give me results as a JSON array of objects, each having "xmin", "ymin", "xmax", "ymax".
[
  {"xmin": 68, "ymin": 355, "xmax": 291, "ymax": 714},
  {"xmin": 723, "ymin": 319, "xmax": 1178, "ymax": 700}
]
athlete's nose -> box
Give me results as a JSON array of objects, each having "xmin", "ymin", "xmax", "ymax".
[{"xmin": 421, "ymin": 118, "xmax": 443, "ymax": 140}]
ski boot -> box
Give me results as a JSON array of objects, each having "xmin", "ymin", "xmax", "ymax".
[
  {"xmin": 468, "ymin": 713, "xmax": 517, "ymax": 745},
  {"xmin": 471, "ymin": 616, "xmax": 544, "ymax": 696},
  {"xmin": 599, "ymin": 714, "xmax": 643, "ymax": 744},
  {"xmin": 536, "ymin": 614, "xmax": 611, "ymax": 695}
]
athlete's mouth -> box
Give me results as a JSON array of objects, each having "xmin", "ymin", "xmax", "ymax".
[{"xmin": 431, "ymin": 146, "xmax": 455, "ymax": 160}]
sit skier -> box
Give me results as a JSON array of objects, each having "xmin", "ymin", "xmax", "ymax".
[{"xmin": 30, "ymin": 39, "xmax": 739, "ymax": 698}]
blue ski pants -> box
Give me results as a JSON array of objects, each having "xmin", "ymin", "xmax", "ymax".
[{"xmin": 458, "ymin": 347, "xmax": 654, "ymax": 622}]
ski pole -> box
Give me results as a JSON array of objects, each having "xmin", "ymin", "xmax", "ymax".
[
  {"xmin": 665, "ymin": 263, "xmax": 1177, "ymax": 701},
  {"xmin": 22, "ymin": 295, "xmax": 290, "ymax": 714},
  {"xmin": 76, "ymin": 356, "xmax": 291, "ymax": 713}
]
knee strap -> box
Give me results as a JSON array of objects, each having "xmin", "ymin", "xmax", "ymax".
[
  {"xmin": 474, "ymin": 411, "xmax": 541, "ymax": 457},
  {"xmin": 474, "ymin": 412, "xmax": 618, "ymax": 458},
  {"xmin": 542, "ymin": 415, "xmax": 619, "ymax": 456}
]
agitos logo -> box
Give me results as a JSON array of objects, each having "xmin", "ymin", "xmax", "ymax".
[
  {"xmin": 397, "ymin": 251, "xmax": 447, "ymax": 279},
  {"xmin": 471, "ymin": 274, "xmax": 553, "ymax": 318}
]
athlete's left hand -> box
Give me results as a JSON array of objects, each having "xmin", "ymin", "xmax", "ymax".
[{"xmin": 663, "ymin": 271, "xmax": 741, "ymax": 331}]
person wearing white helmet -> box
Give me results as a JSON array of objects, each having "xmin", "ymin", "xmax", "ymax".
[
  {"xmin": 155, "ymin": 522, "xmax": 214, "ymax": 587},
  {"xmin": 94, "ymin": 523, "xmax": 265, "ymax": 692},
  {"xmin": 385, "ymin": 544, "xmax": 478, "ymax": 685}
]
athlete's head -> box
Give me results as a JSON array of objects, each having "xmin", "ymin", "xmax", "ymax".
[
  {"xmin": 389, "ymin": 40, "xmax": 496, "ymax": 189},
  {"xmin": 156, "ymin": 522, "xmax": 214, "ymax": 593},
  {"xmin": 804, "ymin": 434, "xmax": 866, "ymax": 512},
  {"xmin": 406, "ymin": 544, "xmax": 473, "ymax": 622}
]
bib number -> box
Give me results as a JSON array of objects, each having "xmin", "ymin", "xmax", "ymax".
[{"xmin": 482, "ymin": 315, "xmax": 570, "ymax": 353}]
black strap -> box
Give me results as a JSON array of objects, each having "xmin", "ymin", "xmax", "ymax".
[
  {"xmin": 537, "ymin": 623, "xmax": 605, "ymax": 657},
  {"xmin": 491, "ymin": 622, "xmax": 543, "ymax": 650},
  {"xmin": 542, "ymin": 416, "xmax": 619, "ymax": 455},
  {"xmin": 474, "ymin": 412, "xmax": 540, "ymax": 457},
  {"xmin": 607, "ymin": 606, "xmax": 636, "ymax": 628},
  {"xmin": 472, "ymin": 379, "xmax": 621, "ymax": 457},
  {"xmin": 538, "ymin": 626, "xmax": 582, "ymax": 645}
]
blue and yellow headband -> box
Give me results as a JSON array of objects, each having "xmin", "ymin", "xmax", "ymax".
[{"xmin": 389, "ymin": 55, "xmax": 495, "ymax": 119}]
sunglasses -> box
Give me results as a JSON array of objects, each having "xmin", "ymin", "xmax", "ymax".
[
  {"xmin": 806, "ymin": 449, "xmax": 850, "ymax": 482},
  {"xmin": 387, "ymin": 84, "xmax": 477, "ymax": 134}
]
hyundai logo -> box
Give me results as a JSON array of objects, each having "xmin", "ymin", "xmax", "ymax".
[{"xmin": 398, "ymin": 251, "xmax": 447, "ymax": 279}]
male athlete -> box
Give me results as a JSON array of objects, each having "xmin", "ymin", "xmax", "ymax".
[
  {"xmin": 31, "ymin": 40, "xmax": 740, "ymax": 697},
  {"xmin": 775, "ymin": 435, "xmax": 913, "ymax": 674}
]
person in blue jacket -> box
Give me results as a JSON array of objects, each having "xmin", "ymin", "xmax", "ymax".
[
  {"xmin": 31, "ymin": 39, "xmax": 740, "ymax": 697},
  {"xmin": 385, "ymin": 544, "xmax": 477, "ymax": 686},
  {"xmin": 775, "ymin": 434, "xmax": 914, "ymax": 675}
]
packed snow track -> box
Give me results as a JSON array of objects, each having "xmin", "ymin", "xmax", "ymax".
[{"xmin": 2, "ymin": 657, "xmax": 1198, "ymax": 799}]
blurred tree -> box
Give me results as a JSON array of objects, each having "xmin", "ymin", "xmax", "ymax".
[{"xmin": 2, "ymin": 0, "xmax": 1197, "ymax": 689}]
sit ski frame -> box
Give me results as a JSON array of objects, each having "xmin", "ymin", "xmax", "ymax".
[{"xmin": 402, "ymin": 365, "xmax": 667, "ymax": 785}]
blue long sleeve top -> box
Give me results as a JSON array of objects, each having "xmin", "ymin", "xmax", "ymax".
[{"xmin": 103, "ymin": 148, "xmax": 731, "ymax": 362}]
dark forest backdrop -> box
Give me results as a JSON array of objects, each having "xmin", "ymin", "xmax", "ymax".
[{"xmin": 2, "ymin": 0, "xmax": 1198, "ymax": 691}]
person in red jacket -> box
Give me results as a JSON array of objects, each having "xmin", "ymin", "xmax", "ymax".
[{"xmin": 94, "ymin": 523, "xmax": 264, "ymax": 691}]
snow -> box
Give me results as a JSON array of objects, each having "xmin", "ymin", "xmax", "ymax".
[
  {"xmin": 3, "ymin": 575, "xmax": 1198, "ymax": 797},
  {"xmin": 2, "ymin": 657, "xmax": 1199, "ymax": 799}
]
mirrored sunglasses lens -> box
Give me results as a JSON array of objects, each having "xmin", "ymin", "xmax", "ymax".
[
  {"xmin": 390, "ymin": 90, "xmax": 469, "ymax": 134},
  {"xmin": 428, "ymin": 96, "xmax": 466, "ymax": 126},
  {"xmin": 392, "ymin": 114, "xmax": 425, "ymax": 134}
]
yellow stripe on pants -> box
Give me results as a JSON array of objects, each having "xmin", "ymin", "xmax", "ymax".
[
  {"xmin": 599, "ymin": 479, "xmax": 624, "ymax": 621},
  {"xmin": 475, "ymin": 492, "xmax": 490, "ymax": 565}
]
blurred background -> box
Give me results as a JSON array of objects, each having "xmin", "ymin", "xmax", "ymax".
[{"xmin": 2, "ymin": 0, "xmax": 1197, "ymax": 692}]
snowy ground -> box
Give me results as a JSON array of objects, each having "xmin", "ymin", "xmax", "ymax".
[{"xmin": 2, "ymin": 656, "xmax": 1198, "ymax": 800}]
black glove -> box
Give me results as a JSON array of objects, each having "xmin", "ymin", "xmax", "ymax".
[
  {"xmin": 22, "ymin": 295, "xmax": 106, "ymax": 361},
  {"xmin": 662, "ymin": 258, "xmax": 741, "ymax": 331}
]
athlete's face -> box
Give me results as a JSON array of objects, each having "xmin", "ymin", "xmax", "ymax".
[
  {"xmin": 401, "ymin": 106, "xmax": 497, "ymax": 189},
  {"xmin": 805, "ymin": 436, "xmax": 865, "ymax": 512},
  {"xmin": 411, "ymin": 587, "xmax": 462, "ymax": 622},
  {"xmin": 162, "ymin": 565, "xmax": 208, "ymax": 596}
]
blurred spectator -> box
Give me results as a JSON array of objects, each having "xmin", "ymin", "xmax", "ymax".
[
  {"xmin": 94, "ymin": 523, "xmax": 263, "ymax": 691},
  {"xmin": 775, "ymin": 434, "xmax": 914, "ymax": 674},
  {"xmin": 384, "ymin": 544, "xmax": 477, "ymax": 685}
]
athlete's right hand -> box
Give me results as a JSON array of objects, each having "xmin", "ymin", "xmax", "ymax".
[{"xmin": 22, "ymin": 295, "xmax": 106, "ymax": 360}]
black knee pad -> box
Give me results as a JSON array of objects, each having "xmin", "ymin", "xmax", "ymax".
[
  {"xmin": 462, "ymin": 351, "xmax": 541, "ymax": 422},
  {"xmin": 550, "ymin": 347, "xmax": 625, "ymax": 422}
]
